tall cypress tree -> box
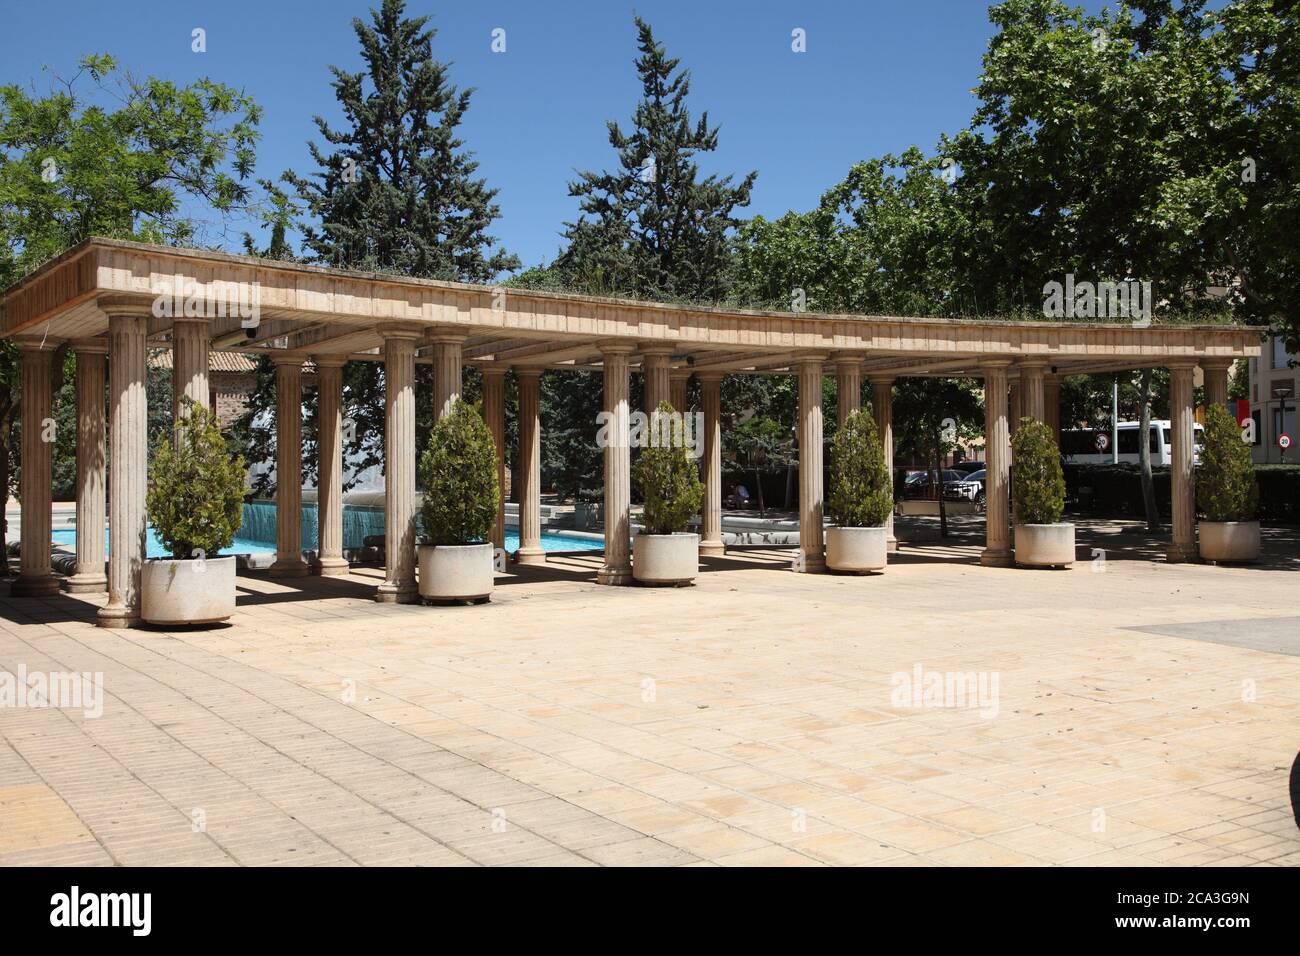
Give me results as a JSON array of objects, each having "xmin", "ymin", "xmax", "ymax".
[{"xmin": 558, "ymin": 17, "xmax": 756, "ymax": 301}]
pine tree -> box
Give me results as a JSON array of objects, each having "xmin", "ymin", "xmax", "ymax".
[{"xmin": 558, "ymin": 17, "xmax": 756, "ymax": 301}]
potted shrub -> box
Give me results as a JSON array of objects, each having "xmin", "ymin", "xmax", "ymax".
[
  {"xmin": 632, "ymin": 402, "xmax": 705, "ymax": 585},
  {"xmin": 417, "ymin": 397, "xmax": 501, "ymax": 603},
  {"xmin": 574, "ymin": 488, "xmax": 603, "ymax": 530},
  {"xmin": 142, "ymin": 399, "xmax": 246, "ymax": 625},
  {"xmin": 826, "ymin": 408, "xmax": 893, "ymax": 573},
  {"xmin": 1011, "ymin": 417, "xmax": 1075, "ymax": 567},
  {"xmin": 1197, "ymin": 403, "xmax": 1260, "ymax": 562}
]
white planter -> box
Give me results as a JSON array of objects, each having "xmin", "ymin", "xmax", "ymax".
[
  {"xmin": 1198, "ymin": 520, "xmax": 1260, "ymax": 563},
  {"xmin": 418, "ymin": 543, "xmax": 495, "ymax": 602},
  {"xmin": 825, "ymin": 526, "xmax": 888, "ymax": 573},
  {"xmin": 141, "ymin": 555, "xmax": 237, "ymax": 625},
  {"xmin": 1014, "ymin": 523, "xmax": 1076, "ymax": 568},
  {"xmin": 633, "ymin": 533, "xmax": 699, "ymax": 586}
]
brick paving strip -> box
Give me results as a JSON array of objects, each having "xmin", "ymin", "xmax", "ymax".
[{"xmin": 2, "ymin": 525, "xmax": 1299, "ymax": 866}]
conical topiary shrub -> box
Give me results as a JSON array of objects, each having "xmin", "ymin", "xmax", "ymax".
[
  {"xmin": 634, "ymin": 401, "xmax": 704, "ymax": 535},
  {"xmin": 1197, "ymin": 403, "xmax": 1258, "ymax": 522},
  {"xmin": 147, "ymin": 399, "xmax": 246, "ymax": 558},
  {"xmin": 419, "ymin": 398, "xmax": 500, "ymax": 546},
  {"xmin": 1011, "ymin": 417, "xmax": 1066, "ymax": 525},
  {"xmin": 828, "ymin": 408, "xmax": 893, "ymax": 528}
]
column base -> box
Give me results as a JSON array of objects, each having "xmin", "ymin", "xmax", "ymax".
[
  {"xmin": 63, "ymin": 573, "xmax": 108, "ymax": 594},
  {"xmin": 699, "ymin": 539, "xmax": 725, "ymax": 558},
  {"xmin": 314, "ymin": 557, "xmax": 351, "ymax": 577},
  {"xmin": 795, "ymin": 554, "xmax": 826, "ymax": 573},
  {"xmin": 886, "ymin": 535, "xmax": 899, "ymax": 553},
  {"xmin": 1166, "ymin": 544, "xmax": 1199, "ymax": 564},
  {"xmin": 596, "ymin": 566, "xmax": 632, "ymax": 586},
  {"xmin": 979, "ymin": 548, "xmax": 1014, "ymax": 567},
  {"xmin": 514, "ymin": 547, "xmax": 547, "ymax": 566},
  {"xmin": 11, "ymin": 574, "xmax": 61, "ymax": 597},
  {"xmin": 375, "ymin": 583, "xmax": 417, "ymax": 604},
  {"xmin": 268, "ymin": 558, "xmax": 310, "ymax": 578},
  {"xmin": 96, "ymin": 604, "xmax": 139, "ymax": 628}
]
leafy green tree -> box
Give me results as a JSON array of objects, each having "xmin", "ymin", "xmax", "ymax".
[
  {"xmin": 828, "ymin": 409, "xmax": 893, "ymax": 528},
  {"xmin": 147, "ymin": 400, "xmax": 246, "ymax": 558},
  {"xmin": 894, "ymin": 378, "xmax": 985, "ymax": 537},
  {"xmin": 0, "ymin": 54, "xmax": 259, "ymax": 567},
  {"xmin": 418, "ymin": 398, "xmax": 499, "ymax": 545},
  {"xmin": 633, "ymin": 402, "xmax": 704, "ymax": 534},
  {"xmin": 1197, "ymin": 402, "xmax": 1259, "ymax": 521},
  {"xmin": 559, "ymin": 17, "xmax": 755, "ymax": 302},
  {"xmin": 1011, "ymin": 418, "xmax": 1067, "ymax": 525}
]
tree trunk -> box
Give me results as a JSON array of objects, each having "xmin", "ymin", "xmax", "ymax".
[
  {"xmin": 752, "ymin": 466, "xmax": 766, "ymax": 518},
  {"xmin": 933, "ymin": 447, "xmax": 948, "ymax": 538},
  {"xmin": 1139, "ymin": 368, "xmax": 1159, "ymax": 532}
]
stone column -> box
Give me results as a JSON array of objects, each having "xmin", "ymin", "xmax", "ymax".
[
  {"xmin": 670, "ymin": 370, "xmax": 690, "ymax": 413},
  {"xmin": 431, "ymin": 331, "xmax": 465, "ymax": 420},
  {"xmin": 515, "ymin": 368, "xmax": 545, "ymax": 565},
  {"xmin": 980, "ymin": 362, "xmax": 1013, "ymax": 567},
  {"xmin": 835, "ymin": 358, "xmax": 861, "ymax": 427},
  {"xmin": 171, "ymin": 317, "xmax": 210, "ymax": 425},
  {"xmin": 98, "ymin": 308, "xmax": 148, "ymax": 627},
  {"xmin": 598, "ymin": 343, "xmax": 634, "ymax": 585},
  {"xmin": 698, "ymin": 372, "xmax": 724, "ymax": 557},
  {"xmin": 1009, "ymin": 380, "xmax": 1022, "ymax": 437},
  {"xmin": 1168, "ymin": 362, "xmax": 1198, "ymax": 563},
  {"xmin": 378, "ymin": 326, "xmax": 420, "ymax": 602},
  {"xmin": 269, "ymin": 356, "xmax": 308, "ymax": 578},
  {"xmin": 1203, "ymin": 360, "xmax": 1231, "ymax": 409},
  {"xmin": 642, "ymin": 346, "xmax": 673, "ymax": 411},
  {"xmin": 314, "ymin": 356, "xmax": 349, "ymax": 576},
  {"xmin": 66, "ymin": 344, "xmax": 107, "ymax": 593},
  {"xmin": 796, "ymin": 356, "xmax": 827, "ymax": 572},
  {"xmin": 871, "ymin": 375, "xmax": 898, "ymax": 552},
  {"xmin": 1021, "ymin": 362, "xmax": 1047, "ymax": 423},
  {"xmin": 1044, "ymin": 374, "xmax": 1062, "ymax": 444},
  {"xmin": 482, "ymin": 367, "xmax": 507, "ymax": 552},
  {"xmin": 12, "ymin": 342, "xmax": 60, "ymax": 597}
]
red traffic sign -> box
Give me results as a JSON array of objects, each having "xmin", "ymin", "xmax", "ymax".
[
  {"xmin": 1280, "ymin": 433, "xmax": 1292, "ymax": 450},
  {"xmin": 1095, "ymin": 432, "xmax": 1110, "ymax": 452}
]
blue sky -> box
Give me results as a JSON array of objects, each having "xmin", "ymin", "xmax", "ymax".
[{"xmin": 5, "ymin": 1, "xmax": 1025, "ymax": 270}]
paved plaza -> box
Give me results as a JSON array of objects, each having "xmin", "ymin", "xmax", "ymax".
[{"xmin": 2, "ymin": 517, "xmax": 1298, "ymax": 867}]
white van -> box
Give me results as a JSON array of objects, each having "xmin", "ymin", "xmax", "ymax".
[{"xmin": 1061, "ymin": 420, "xmax": 1204, "ymax": 466}]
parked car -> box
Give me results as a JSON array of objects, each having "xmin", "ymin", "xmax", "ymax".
[
  {"xmin": 948, "ymin": 460, "xmax": 985, "ymax": 475},
  {"xmin": 903, "ymin": 468, "xmax": 966, "ymax": 499},
  {"xmin": 944, "ymin": 469, "xmax": 986, "ymax": 503}
]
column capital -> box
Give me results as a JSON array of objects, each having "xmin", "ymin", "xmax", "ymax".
[
  {"xmin": 70, "ymin": 338, "xmax": 109, "ymax": 355},
  {"xmin": 981, "ymin": 359, "xmax": 1014, "ymax": 373},
  {"xmin": 426, "ymin": 326, "xmax": 469, "ymax": 345},
  {"xmin": 311, "ymin": 354, "xmax": 349, "ymax": 368},
  {"xmin": 376, "ymin": 322, "xmax": 425, "ymax": 342},
  {"xmin": 833, "ymin": 353, "xmax": 866, "ymax": 368},
  {"xmin": 794, "ymin": 352, "xmax": 829, "ymax": 367},
  {"xmin": 598, "ymin": 340, "xmax": 637, "ymax": 357},
  {"xmin": 636, "ymin": 341, "xmax": 677, "ymax": 357},
  {"xmin": 1018, "ymin": 358, "xmax": 1050, "ymax": 372},
  {"xmin": 694, "ymin": 369, "xmax": 725, "ymax": 383},
  {"xmin": 1167, "ymin": 359, "xmax": 1200, "ymax": 371},
  {"xmin": 270, "ymin": 352, "xmax": 306, "ymax": 368},
  {"xmin": 96, "ymin": 295, "xmax": 153, "ymax": 320},
  {"xmin": 1200, "ymin": 357, "xmax": 1234, "ymax": 372},
  {"xmin": 513, "ymin": 365, "xmax": 543, "ymax": 379},
  {"xmin": 480, "ymin": 364, "xmax": 508, "ymax": 380},
  {"xmin": 12, "ymin": 336, "xmax": 62, "ymax": 352},
  {"xmin": 870, "ymin": 374, "xmax": 896, "ymax": 387}
]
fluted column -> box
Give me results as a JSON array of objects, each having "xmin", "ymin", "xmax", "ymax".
[
  {"xmin": 515, "ymin": 368, "xmax": 545, "ymax": 565},
  {"xmin": 98, "ymin": 307, "xmax": 148, "ymax": 627},
  {"xmin": 171, "ymin": 318, "xmax": 210, "ymax": 431},
  {"xmin": 642, "ymin": 345, "xmax": 673, "ymax": 411},
  {"xmin": 1168, "ymin": 362, "xmax": 1198, "ymax": 563},
  {"xmin": 378, "ymin": 326, "xmax": 420, "ymax": 602},
  {"xmin": 670, "ymin": 370, "xmax": 690, "ymax": 413},
  {"xmin": 482, "ymin": 367, "xmax": 507, "ymax": 551},
  {"xmin": 1021, "ymin": 361, "xmax": 1047, "ymax": 423},
  {"xmin": 269, "ymin": 356, "xmax": 308, "ymax": 578},
  {"xmin": 835, "ymin": 358, "xmax": 862, "ymax": 427},
  {"xmin": 598, "ymin": 343, "xmax": 634, "ymax": 585},
  {"xmin": 980, "ymin": 362, "xmax": 1013, "ymax": 567},
  {"xmin": 796, "ymin": 356, "xmax": 827, "ymax": 572},
  {"xmin": 1009, "ymin": 380, "xmax": 1022, "ymax": 437},
  {"xmin": 1044, "ymin": 374, "xmax": 1062, "ymax": 444},
  {"xmin": 314, "ymin": 356, "xmax": 348, "ymax": 576},
  {"xmin": 871, "ymin": 376, "xmax": 898, "ymax": 552},
  {"xmin": 12, "ymin": 342, "xmax": 59, "ymax": 597},
  {"xmin": 1203, "ymin": 360, "xmax": 1231, "ymax": 409},
  {"xmin": 698, "ymin": 372, "xmax": 724, "ymax": 557},
  {"xmin": 66, "ymin": 344, "xmax": 107, "ymax": 593},
  {"xmin": 431, "ymin": 331, "xmax": 465, "ymax": 420}
]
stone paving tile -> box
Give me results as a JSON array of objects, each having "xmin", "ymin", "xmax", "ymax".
[{"xmin": 3, "ymin": 522, "xmax": 1299, "ymax": 866}]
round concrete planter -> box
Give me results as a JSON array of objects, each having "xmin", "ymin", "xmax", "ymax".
[
  {"xmin": 825, "ymin": 526, "xmax": 888, "ymax": 574},
  {"xmin": 1013, "ymin": 523, "xmax": 1076, "ymax": 568},
  {"xmin": 633, "ymin": 532, "xmax": 699, "ymax": 586},
  {"xmin": 141, "ymin": 555, "xmax": 236, "ymax": 625},
  {"xmin": 1198, "ymin": 520, "xmax": 1260, "ymax": 563},
  {"xmin": 418, "ymin": 543, "xmax": 494, "ymax": 602}
]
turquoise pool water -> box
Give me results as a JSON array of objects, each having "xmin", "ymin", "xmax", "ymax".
[{"xmin": 50, "ymin": 527, "xmax": 602, "ymax": 559}]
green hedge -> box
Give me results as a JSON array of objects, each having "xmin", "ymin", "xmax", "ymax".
[{"xmin": 1064, "ymin": 463, "xmax": 1300, "ymax": 524}]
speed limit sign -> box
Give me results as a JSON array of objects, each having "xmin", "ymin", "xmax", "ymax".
[{"xmin": 1281, "ymin": 433, "xmax": 1292, "ymax": 450}]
